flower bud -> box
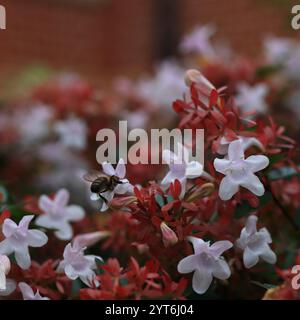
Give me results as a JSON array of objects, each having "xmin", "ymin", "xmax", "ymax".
[
  {"xmin": 160, "ymin": 222, "xmax": 178, "ymax": 247},
  {"xmin": 184, "ymin": 69, "xmax": 215, "ymax": 93},
  {"xmin": 73, "ymin": 231, "xmax": 111, "ymax": 250}
]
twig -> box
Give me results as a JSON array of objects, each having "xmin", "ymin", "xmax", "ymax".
[{"xmin": 266, "ymin": 184, "xmax": 299, "ymax": 231}]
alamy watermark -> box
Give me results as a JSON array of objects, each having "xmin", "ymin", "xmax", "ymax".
[
  {"xmin": 291, "ymin": 5, "xmax": 300, "ymax": 30},
  {"xmin": 96, "ymin": 121, "xmax": 204, "ymax": 165},
  {"xmin": 0, "ymin": 5, "xmax": 6, "ymax": 30},
  {"xmin": 291, "ymin": 265, "xmax": 300, "ymax": 290}
]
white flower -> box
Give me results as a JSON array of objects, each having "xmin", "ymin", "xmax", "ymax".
[
  {"xmin": 15, "ymin": 104, "xmax": 53, "ymax": 144},
  {"xmin": 0, "ymin": 255, "xmax": 16, "ymax": 297},
  {"xmin": 177, "ymin": 237, "xmax": 232, "ymax": 294},
  {"xmin": 54, "ymin": 116, "xmax": 88, "ymax": 150},
  {"xmin": 161, "ymin": 142, "xmax": 203, "ymax": 197},
  {"xmin": 180, "ymin": 24, "xmax": 216, "ymax": 56},
  {"xmin": 214, "ymin": 140, "xmax": 269, "ymax": 201},
  {"xmin": 217, "ymin": 136, "xmax": 264, "ymax": 156},
  {"xmin": 57, "ymin": 236, "xmax": 102, "ymax": 287},
  {"xmin": 235, "ymin": 83, "xmax": 269, "ymax": 114},
  {"xmin": 236, "ymin": 215, "xmax": 276, "ymax": 268},
  {"xmin": 0, "ymin": 215, "xmax": 48, "ymax": 270},
  {"xmin": 137, "ymin": 61, "xmax": 186, "ymax": 107},
  {"xmin": 264, "ymin": 36, "xmax": 295, "ymax": 64},
  {"xmin": 0, "ymin": 255, "xmax": 10, "ymax": 291},
  {"xmin": 0, "ymin": 279, "xmax": 16, "ymax": 297},
  {"xmin": 284, "ymin": 44, "xmax": 300, "ymax": 81},
  {"xmin": 90, "ymin": 158, "xmax": 133, "ymax": 212},
  {"xmin": 36, "ymin": 188, "xmax": 85, "ymax": 240},
  {"xmin": 19, "ymin": 282, "xmax": 49, "ymax": 300}
]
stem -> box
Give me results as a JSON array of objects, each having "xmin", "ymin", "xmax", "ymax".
[{"xmin": 266, "ymin": 184, "xmax": 299, "ymax": 231}]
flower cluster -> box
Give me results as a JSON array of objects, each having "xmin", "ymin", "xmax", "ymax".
[{"xmin": 0, "ymin": 25, "xmax": 299, "ymax": 300}]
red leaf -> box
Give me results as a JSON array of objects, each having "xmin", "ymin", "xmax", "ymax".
[{"xmin": 209, "ymin": 89, "xmax": 219, "ymax": 108}]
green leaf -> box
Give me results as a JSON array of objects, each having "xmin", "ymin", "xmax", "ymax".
[
  {"xmin": 0, "ymin": 185, "xmax": 8, "ymax": 203},
  {"xmin": 251, "ymin": 281, "xmax": 277, "ymax": 290},
  {"xmin": 234, "ymin": 201, "xmax": 253, "ymax": 219},
  {"xmin": 295, "ymin": 207, "xmax": 300, "ymax": 229},
  {"xmin": 268, "ymin": 166, "xmax": 299, "ymax": 180},
  {"xmin": 155, "ymin": 194, "xmax": 165, "ymax": 207},
  {"xmin": 268, "ymin": 154, "xmax": 285, "ymax": 166},
  {"xmin": 166, "ymin": 195, "xmax": 174, "ymax": 203},
  {"xmin": 256, "ymin": 64, "xmax": 282, "ymax": 78}
]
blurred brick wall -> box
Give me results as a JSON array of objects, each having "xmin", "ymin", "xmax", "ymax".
[
  {"xmin": 0, "ymin": 0, "xmax": 297, "ymax": 89},
  {"xmin": 0, "ymin": 0, "xmax": 155, "ymax": 86},
  {"xmin": 179, "ymin": 0, "xmax": 296, "ymax": 57}
]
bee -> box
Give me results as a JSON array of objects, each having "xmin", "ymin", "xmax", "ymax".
[{"xmin": 83, "ymin": 170, "xmax": 125, "ymax": 204}]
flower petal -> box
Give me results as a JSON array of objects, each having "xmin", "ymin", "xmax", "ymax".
[
  {"xmin": 218, "ymin": 175, "xmax": 239, "ymax": 201},
  {"xmin": 177, "ymin": 255, "xmax": 197, "ymax": 274},
  {"xmin": 177, "ymin": 143, "xmax": 189, "ymax": 164},
  {"xmin": 90, "ymin": 193, "xmax": 100, "ymax": 201},
  {"xmin": 54, "ymin": 223, "xmax": 73, "ymax": 240},
  {"xmin": 102, "ymin": 162, "xmax": 115, "ymax": 176},
  {"xmin": 55, "ymin": 189, "xmax": 70, "ymax": 207},
  {"xmin": 65, "ymin": 205, "xmax": 85, "ymax": 221},
  {"xmin": 259, "ymin": 227, "xmax": 272, "ymax": 243},
  {"xmin": 187, "ymin": 236, "xmax": 205, "ymax": 254},
  {"xmin": 192, "ymin": 269, "xmax": 213, "ymax": 294},
  {"xmin": 35, "ymin": 215, "xmax": 56, "ymax": 229},
  {"xmin": 260, "ymin": 246, "xmax": 276, "ymax": 264},
  {"xmin": 212, "ymin": 259, "xmax": 231, "ymax": 280},
  {"xmin": 162, "ymin": 149, "xmax": 178, "ymax": 165},
  {"xmin": 209, "ymin": 241, "xmax": 233, "ymax": 257},
  {"xmin": 18, "ymin": 282, "xmax": 35, "ymax": 300},
  {"xmin": 0, "ymin": 240, "xmax": 13, "ymax": 256},
  {"xmin": 213, "ymin": 158, "xmax": 231, "ymax": 175},
  {"xmin": 99, "ymin": 191, "xmax": 114, "ymax": 212},
  {"xmin": 240, "ymin": 172, "xmax": 265, "ymax": 196},
  {"xmin": 243, "ymin": 246, "xmax": 259, "ymax": 268},
  {"xmin": 115, "ymin": 158, "xmax": 126, "ymax": 179},
  {"xmin": 244, "ymin": 155, "xmax": 269, "ymax": 173},
  {"xmin": 15, "ymin": 248, "xmax": 31, "ymax": 270},
  {"xmin": 114, "ymin": 179, "xmax": 131, "ymax": 194},
  {"xmin": 65, "ymin": 264, "xmax": 78, "ymax": 280},
  {"xmin": 228, "ymin": 140, "xmax": 244, "ymax": 161},
  {"xmin": 2, "ymin": 219, "xmax": 18, "ymax": 238},
  {"xmin": 19, "ymin": 215, "xmax": 34, "ymax": 230},
  {"xmin": 245, "ymin": 215, "xmax": 258, "ymax": 234},
  {"xmin": 186, "ymin": 161, "xmax": 203, "ymax": 178},
  {"xmin": 27, "ymin": 230, "xmax": 48, "ymax": 248},
  {"xmin": 0, "ymin": 279, "xmax": 16, "ymax": 296},
  {"xmin": 38, "ymin": 195, "xmax": 53, "ymax": 213}
]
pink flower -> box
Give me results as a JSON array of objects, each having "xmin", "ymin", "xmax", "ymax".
[
  {"xmin": 214, "ymin": 140, "xmax": 269, "ymax": 200},
  {"xmin": 19, "ymin": 282, "xmax": 49, "ymax": 300},
  {"xmin": 177, "ymin": 237, "xmax": 232, "ymax": 294},
  {"xmin": 0, "ymin": 215, "xmax": 48, "ymax": 269},
  {"xmin": 36, "ymin": 189, "xmax": 85, "ymax": 240},
  {"xmin": 236, "ymin": 215, "xmax": 276, "ymax": 268}
]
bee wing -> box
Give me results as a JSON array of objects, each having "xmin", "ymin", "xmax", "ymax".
[{"xmin": 83, "ymin": 170, "xmax": 108, "ymax": 182}]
